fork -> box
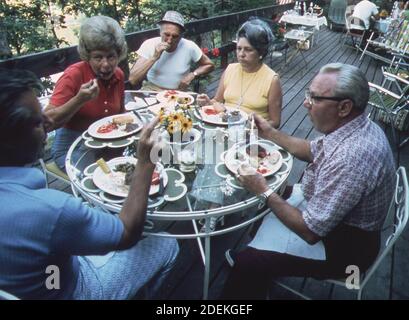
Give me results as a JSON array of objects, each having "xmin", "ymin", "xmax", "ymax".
[
  {"xmin": 132, "ymin": 110, "xmax": 144, "ymax": 124},
  {"xmin": 158, "ymin": 174, "xmax": 165, "ymax": 195}
]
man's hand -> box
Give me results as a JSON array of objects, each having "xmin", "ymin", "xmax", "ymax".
[
  {"xmin": 76, "ymin": 79, "xmax": 99, "ymax": 104},
  {"xmin": 178, "ymin": 72, "xmax": 195, "ymax": 91},
  {"xmin": 236, "ymin": 163, "xmax": 269, "ymax": 195},
  {"xmin": 153, "ymin": 42, "xmax": 170, "ymax": 60},
  {"xmin": 136, "ymin": 117, "xmax": 160, "ymax": 165},
  {"xmin": 253, "ymin": 113, "xmax": 275, "ymax": 141}
]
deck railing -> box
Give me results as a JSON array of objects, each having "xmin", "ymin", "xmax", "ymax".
[{"xmin": 0, "ymin": 3, "xmax": 293, "ymax": 79}]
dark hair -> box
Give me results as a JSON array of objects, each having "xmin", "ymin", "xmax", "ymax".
[
  {"xmin": 236, "ymin": 17, "xmax": 275, "ymax": 59},
  {"xmin": 0, "ymin": 69, "xmax": 43, "ymax": 164}
]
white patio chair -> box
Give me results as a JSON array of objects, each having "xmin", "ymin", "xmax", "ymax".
[
  {"xmin": 38, "ymin": 158, "xmax": 81, "ymax": 198},
  {"xmin": 272, "ymin": 166, "xmax": 409, "ymax": 300},
  {"xmin": 39, "ymin": 158, "xmax": 70, "ymax": 188},
  {"xmin": 381, "ymin": 51, "xmax": 409, "ymax": 92},
  {"xmin": 343, "ymin": 15, "xmax": 367, "ymax": 52}
]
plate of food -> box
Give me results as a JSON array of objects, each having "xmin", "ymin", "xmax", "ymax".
[
  {"xmin": 197, "ymin": 105, "xmax": 248, "ymax": 126},
  {"xmin": 224, "ymin": 140, "xmax": 283, "ymax": 177},
  {"xmin": 92, "ymin": 157, "xmax": 168, "ymax": 197},
  {"xmin": 87, "ymin": 113, "xmax": 143, "ymax": 139},
  {"xmin": 156, "ymin": 90, "xmax": 195, "ymax": 105}
]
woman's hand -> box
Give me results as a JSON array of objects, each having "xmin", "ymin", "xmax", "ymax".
[
  {"xmin": 76, "ymin": 79, "xmax": 99, "ymax": 104},
  {"xmin": 196, "ymin": 93, "xmax": 211, "ymax": 106}
]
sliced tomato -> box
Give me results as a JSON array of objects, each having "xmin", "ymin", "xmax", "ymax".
[
  {"xmin": 151, "ymin": 171, "xmax": 160, "ymax": 185},
  {"xmin": 257, "ymin": 168, "xmax": 268, "ymax": 174},
  {"xmin": 164, "ymin": 90, "xmax": 178, "ymax": 98},
  {"xmin": 204, "ymin": 108, "xmax": 218, "ymax": 115},
  {"xmin": 97, "ymin": 123, "xmax": 117, "ymax": 134}
]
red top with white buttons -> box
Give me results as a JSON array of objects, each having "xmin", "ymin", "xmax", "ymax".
[{"xmin": 50, "ymin": 61, "xmax": 125, "ymax": 131}]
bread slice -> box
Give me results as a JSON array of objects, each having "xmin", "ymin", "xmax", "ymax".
[{"xmin": 113, "ymin": 114, "xmax": 134, "ymax": 125}]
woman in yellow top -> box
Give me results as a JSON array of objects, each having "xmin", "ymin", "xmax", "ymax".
[{"xmin": 197, "ymin": 18, "xmax": 282, "ymax": 128}]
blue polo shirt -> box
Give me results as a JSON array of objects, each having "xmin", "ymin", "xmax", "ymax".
[{"xmin": 0, "ymin": 167, "xmax": 124, "ymax": 299}]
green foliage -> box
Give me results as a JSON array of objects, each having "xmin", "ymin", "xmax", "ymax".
[
  {"xmin": 1, "ymin": 0, "xmax": 277, "ymax": 58},
  {"xmin": 0, "ymin": 0, "xmax": 67, "ymax": 56}
]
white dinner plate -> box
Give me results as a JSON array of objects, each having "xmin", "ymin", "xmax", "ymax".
[
  {"xmin": 92, "ymin": 157, "xmax": 168, "ymax": 197},
  {"xmin": 224, "ymin": 140, "xmax": 283, "ymax": 177},
  {"xmin": 156, "ymin": 90, "xmax": 194, "ymax": 105},
  {"xmin": 196, "ymin": 105, "xmax": 248, "ymax": 126},
  {"xmin": 87, "ymin": 112, "xmax": 143, "ymax": 140}
]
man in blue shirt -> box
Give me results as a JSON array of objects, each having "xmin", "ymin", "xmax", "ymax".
[{"xmin": 0, "ymin": 69, "xmax": 178, "ymax": 299}]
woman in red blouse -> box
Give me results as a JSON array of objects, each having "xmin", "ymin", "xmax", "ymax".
[{"xmin": 45, "ymin": 15, "xmax": 127, "ymax": 170}]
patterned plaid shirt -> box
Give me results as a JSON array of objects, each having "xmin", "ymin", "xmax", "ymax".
[{"xmin": 301, "ymin": 114, "xmax": 395, "ymax": 237}]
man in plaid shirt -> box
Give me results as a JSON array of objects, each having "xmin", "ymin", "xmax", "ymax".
[{"xmin": 222, "ymin": 63, "xmax": 395, "ymax": 299}]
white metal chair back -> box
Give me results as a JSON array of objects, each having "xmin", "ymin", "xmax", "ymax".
[
  {"xmin": 360, "ymin": 166, "xmax": 409, "ymax": 291},
  {"xmin": 344, "ymin": 5, "xmax": 355, "ymax": 28},
  {"xmin": 347, "ymin": 16, "xmax": 366, "ymax": 31},
  {"xmin": 329, "ymin": 166, "xmax": 409, "ymax": 299},
  {"xmin": 343, "ymin": 15, "xmax": 367, "ymax": 51}
]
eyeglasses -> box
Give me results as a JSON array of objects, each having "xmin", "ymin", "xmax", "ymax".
[{"xmin": 305, "ymin": 89, "xmax": 348, "ymax": 105}]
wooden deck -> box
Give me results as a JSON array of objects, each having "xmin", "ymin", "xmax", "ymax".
[{"xmin": 45, "ymin": 27, "xmax": 409, "ymax": 300}]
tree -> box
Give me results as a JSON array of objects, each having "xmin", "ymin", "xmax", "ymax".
[{"xmin": 0, "ymin": 0, "xmax": 68, "ymax": 57}]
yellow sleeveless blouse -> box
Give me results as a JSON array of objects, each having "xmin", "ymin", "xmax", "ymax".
[{"xmin": 223, "ymin": 63, "xmax": 277, "ymax": 119}]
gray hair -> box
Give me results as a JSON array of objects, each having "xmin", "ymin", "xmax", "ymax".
[
  {"xmin": 78, "ymin": 15, "xmax": 128, "ymax": 62},
  {"xmin": 236, "ymin": 18, "xmax": 275, "ymax": 59},
  {"xmin": 319, "ymin": 63, "xmax": 369, "ymax": 112}
]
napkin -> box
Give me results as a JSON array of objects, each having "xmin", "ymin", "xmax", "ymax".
[{"xmin": 125, "ymin": 98, "xmax": 147, "ymax": 111}]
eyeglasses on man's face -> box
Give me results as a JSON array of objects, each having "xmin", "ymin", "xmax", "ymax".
[{"xmin": 304, "ymin": 89, "xmax": 349, "ymax": 105}]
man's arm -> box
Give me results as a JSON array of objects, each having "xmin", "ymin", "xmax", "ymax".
[
  {"xmin": 129, "ymin": 41, "xmax": 170, "ymax": 86},
  {"xmin": 253, "ymin": 114, "xmax": 313, "ymax": 162},
  {"xmin": 237, "ymin": 167, "xmax": 320, "ymax": 244},
  {"xmin": 193, "ymin": 54, "xmax": 215, "ymax": 77},
  {"xmin": 116, "ymin": 118, "xmax": 159, "ymax": 250},
  {"xmin": 178, "ymin": 54, "xmax": 215, "ymax": 91},
  {"xmin": 129, "ymin": 56, "xmax": 158, "ymax": 86}
]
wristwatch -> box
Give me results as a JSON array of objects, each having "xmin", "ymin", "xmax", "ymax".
[
  {"xmin": 257, "ymin": 188, "xmax": 274, "ymax": 207},
  {"xmin": 193, "ymin": 71, "xmax": 199, "ymax": 78}
]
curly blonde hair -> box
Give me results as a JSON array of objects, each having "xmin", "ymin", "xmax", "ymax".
[{"xmin": 77, "ymin": 16, "xmax": 128, "ymax": 62}]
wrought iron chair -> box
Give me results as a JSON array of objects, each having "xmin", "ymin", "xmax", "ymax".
[{"xmin": 272, "ymin": 166, "xmax": 409, "ymax": 300}]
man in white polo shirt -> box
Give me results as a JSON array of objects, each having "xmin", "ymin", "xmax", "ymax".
[
  {"xmin": 129, "ymin": 11, "xmax": 214, "ymax": 91},
  {"xmin": 352, "ymin": 0, "xmax": 379, "ymax": 29}
]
